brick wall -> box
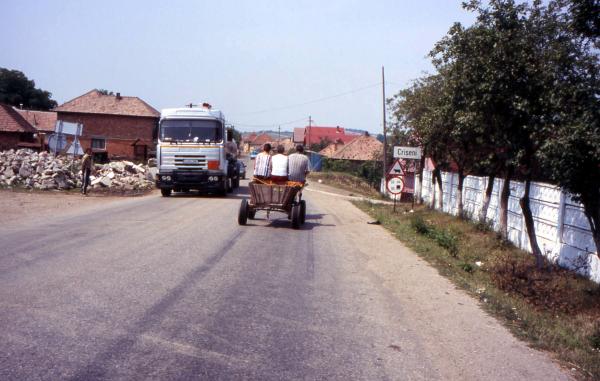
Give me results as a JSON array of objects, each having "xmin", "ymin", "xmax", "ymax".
[
  {"xmin": 57, "ymin": 112, "xmax": 157, "ymax": 160},
  {"xmin": 0, "ymin": 132, "xmax": 21, "ymax": 151}
]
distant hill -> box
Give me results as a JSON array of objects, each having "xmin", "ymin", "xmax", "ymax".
[
  {"xmin": 242, "ymin": 130, "xmax": 293, "ymax": 139},
  {"xmin": 346, "ymin": 128, "xmax": 368, "ymax": 135}
]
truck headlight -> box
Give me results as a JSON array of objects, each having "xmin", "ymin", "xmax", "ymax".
[{"xmin": 163, "ymin": 175, "xmax": 171, "ymax": 181}]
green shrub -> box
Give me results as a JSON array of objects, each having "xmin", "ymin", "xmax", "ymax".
[
  {"xmin": 411, "ymin": 216, "xmax": 430, "ymax": 235},
  {"xmin": 411, "ymin": 216, "xmax": 459, "ymax": 257}
]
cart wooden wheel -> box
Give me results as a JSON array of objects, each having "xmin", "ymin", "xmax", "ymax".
[
  {"xmin": 299, "ymin": 200, "xmax": 306, "ymax": 224},
  {"xmin": 248, "ymin": 209, "xmax": 256, "ymax": 219},
  {"xmin": 291, "ymin": 205, "xmax": 301, "ymax": 229},
  {"xmin": 238, "ymin": 199, "xmax": 249, "ymax": 225}
]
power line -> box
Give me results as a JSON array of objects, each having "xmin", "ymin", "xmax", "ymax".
[
  {"xmin": 229, "ymin": 116, "xmax": 308, "ymax": 129},
  {"xmin": 230, "ymin": 82, "xmax": 381, "ymax": 117}
]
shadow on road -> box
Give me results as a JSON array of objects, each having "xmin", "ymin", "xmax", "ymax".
[
  {"xmin": 244, "ymin": 213, "xmax": 334, "ymax": 230},
  {"xmin": 164, "ymin": 185, "xmax": 251, "ymax": 199}
]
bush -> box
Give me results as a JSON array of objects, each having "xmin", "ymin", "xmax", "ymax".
[
  {"xmin": 411, "ymin": 216, "xmax": 430, "ymax": 235},
  {"xmin": 322, "ymin": 158, "xmax": 382, "ymax": 189},
  {"xmin": 411, "ymin": 215, "xmax": 459, "ymax": 257}
]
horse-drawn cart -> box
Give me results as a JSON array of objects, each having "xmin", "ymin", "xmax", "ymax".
[{"xmin": 238, "ymin": 180, "xmax": 306, "ymax": 229}]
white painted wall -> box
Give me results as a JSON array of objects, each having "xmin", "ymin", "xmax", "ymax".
[{"xmin": 418, "ymin": 169, "xmax": 599, "ymax": 283}]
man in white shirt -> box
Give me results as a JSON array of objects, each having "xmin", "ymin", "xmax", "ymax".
[{"xmin": 270, "ymin": 145, "xmax": 288, "ymax": 184}]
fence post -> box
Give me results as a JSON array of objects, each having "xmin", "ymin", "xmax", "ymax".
[{"xmin": 554, "ymin": 189, "xmax": 567, "ymax": 262}]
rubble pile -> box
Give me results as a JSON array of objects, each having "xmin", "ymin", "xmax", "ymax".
[{"xmin": 0, "ymin": 149, "xmax": 156, "ymax": 192}]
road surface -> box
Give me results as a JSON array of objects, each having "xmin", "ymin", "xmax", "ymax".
[{"xmin": 0, "ymin": 182, "xmax": 570, "ymax": 380}]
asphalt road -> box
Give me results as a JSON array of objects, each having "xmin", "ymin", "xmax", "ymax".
[{"xmin": 0, "ymin": 181, "xmax": 570, "ymax": 380}]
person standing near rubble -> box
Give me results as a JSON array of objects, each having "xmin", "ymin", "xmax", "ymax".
[{"xmin": 81, "ymin": 148, "xmax": 93, "ymax": 195}]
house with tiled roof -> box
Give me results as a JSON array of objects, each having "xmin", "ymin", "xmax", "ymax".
[
  {"xmin": 0, "ymin": 103, "xmax": 38, "ymax": 151},
  {"xmin": 318, "ymin": 139, "xmax": 346, "ymax": 158},
  {"xmin": 54, "ymin": 89, "xmax": 159, "ymax": 161},
  {"xmin": 330, "ymin": 134, "xmax": 383, "ymax": 161},
  {"xmin": 15, "ymin": 109, "xmax": 57, "ymax": 133},
  {"xmin": 304, "ymin": 126, "xmax": 356, "ymax": 148},
  {"xmin": 248, "ymin": 133, "xmax": 273, "ymax": 151},
  {"xmin": 293, "ymin": 127, "xmax": 305, "ymax": 144}
]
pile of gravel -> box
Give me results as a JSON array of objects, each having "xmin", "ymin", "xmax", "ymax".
[{"xmin": 0, "ymin": 149, "xmax": 156, "ymax": 192}]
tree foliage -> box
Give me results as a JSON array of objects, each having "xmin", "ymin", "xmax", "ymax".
[
  {"xmin": 388, "ymin": 0, "xmax": 600, "ymax": 257},
  {"xmin": 0, "ymin": 68, "xmax": 57, "ymax": 110}
]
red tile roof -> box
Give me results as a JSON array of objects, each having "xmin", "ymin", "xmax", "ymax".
[
  {"xmin": 242, "ymin": 132, "xmax": 257, "ymax": 143},
  {"xmin": 55, "ymin": 90, "xmax": 159, "ymax": 118},
  {"xmin": 330, "ymin": 135, "xmax": 383, "ymax": 161},
  {"xmin": 304, "ymin": 126, "xmax": 355, "ymax": 145},
  {"xmin": 15, "ymin": 108, "xmax": 57, "ymax": 132},
  {"xmin": 249, "ymin": 133, "xmax": 272, "ymax": 146},
  {"xmin": 293, "ymin": 127, "xmax": 305, "ymax": 143},
  {"xmin": 319, "ymin": 140, "xmax": 346, "ymax": 158},
  {"xmin": 0, "ymin": 104, "xmax": 37, "ymax": 133}
]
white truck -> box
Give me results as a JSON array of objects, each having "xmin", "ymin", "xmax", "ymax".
[{"xmin": 155, "ymin": 104, "xmax": 239, "ymax": 196}]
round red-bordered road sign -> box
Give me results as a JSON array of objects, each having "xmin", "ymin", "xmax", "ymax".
[{"xmin": 386, "ymin": 176, "xmax": 404, "ymax": 195}]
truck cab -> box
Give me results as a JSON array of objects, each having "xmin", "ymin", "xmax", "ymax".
[{"xmin": 155, "ymin": 104, "xmax": 237, "ymax": 196}]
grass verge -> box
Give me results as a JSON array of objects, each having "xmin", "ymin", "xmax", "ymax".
[
  {"xmin": 308, "ymin": 171, "xmax": 382, "ymax": 199},
  {"xmin": 355, "ymin": 201, "xmax": 600, "ymax": 380}
]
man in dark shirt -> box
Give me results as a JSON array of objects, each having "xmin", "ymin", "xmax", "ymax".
[{"xmin": 81, "ymin": 148, "xmax": 93, "ymax": 195}]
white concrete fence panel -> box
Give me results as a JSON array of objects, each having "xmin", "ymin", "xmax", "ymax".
[{"xmin": 416, "ymin": 169, "xmax": 599, "ymax": 282}]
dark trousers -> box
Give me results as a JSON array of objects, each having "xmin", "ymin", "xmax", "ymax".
[{"xmin": 81, "ymin": 168, "xmax": 91, "ymax": 194}]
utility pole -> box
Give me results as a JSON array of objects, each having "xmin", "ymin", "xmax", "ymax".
[
  {"xmin": 278, "ymin": 125, "xmax": 281, "ymax": 143},
  {"xmin": 308, "ymin": 115, "xmax": 313, "ymax": 151},
  {"xmin": 382, "ymin": 66, "xmax": 388, "ymax": 184}
]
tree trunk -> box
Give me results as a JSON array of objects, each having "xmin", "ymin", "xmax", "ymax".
[
  {"xmin": 430, "ymin": 169, "xmax": 437, "ymax": 209},
  {"xmin": 520, "ymin": 178, "xmax": 543, "ymax": 268},
  {"xmin": 479, "ymin": 174, "xmax": 495, "ymax": 223},
  {"xmin": 582, "ymin": 201, "xmax": 600, "ymax": 258},
  {"xmin": 457, "ymin": 168, "xmax": 465, "ymax": 218},
  {"xmin": 499, "ymin": 168, "xmax": 513, "ymax": 240},
  {"xmin": 434, "ymin": 168, "xmax": 444, "ymax": 210},
  {"xmin": 417, "ymin": 155, "xmax": 426, "ymax": 204}
]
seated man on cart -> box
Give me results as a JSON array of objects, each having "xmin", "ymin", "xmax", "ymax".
[
  {"xmin": 270, "ymin": 145, "xmax": 289, "ymax": 184},
  {"xmin": 253, "ymin": 143, "xmax": 272, "ymax": 181},
  {"xmin": 288, "ymin": 145, "xmax": 310, "ymax": 184}
]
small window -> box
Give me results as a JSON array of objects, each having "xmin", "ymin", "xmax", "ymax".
[{"xmin": 91, "ymin": 138, "xmax": 106, "ymax": 150}]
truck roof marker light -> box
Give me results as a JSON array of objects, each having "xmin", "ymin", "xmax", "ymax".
[{"xmin": 207, "ymin": 160, "xmax": 219, "ymax": 170}]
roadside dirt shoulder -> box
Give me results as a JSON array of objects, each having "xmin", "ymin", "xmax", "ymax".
[{"xmin": 0, "ymin": 189, "xmax": 157, "ymax": 227}]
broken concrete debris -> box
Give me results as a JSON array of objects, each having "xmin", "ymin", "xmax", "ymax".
[{"xmin": 0, "ymin": 149, "xmax": 155, "ymax": 192}]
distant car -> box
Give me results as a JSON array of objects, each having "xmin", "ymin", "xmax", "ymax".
[
  {"xmin": 237, "ymin": 161, "xmax": 246, "ymax": 179},
  {"xmin": 249, "ymin": 150, "xmax": 258, "ymax": 160}
]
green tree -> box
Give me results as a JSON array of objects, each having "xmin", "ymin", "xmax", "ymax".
[
  {"xmin": 96, "ymin": 89, "xmax": 115, "ymax": 96},
  {"xmin": 389, "ymin": 74, "xmax": 453, "ymax": 209},
  {"xmin": 538, "ymin": 1, "xmax": 600, "ymax": 256},
  {"xmin": 0, "ymin": 68, "xmax": 57, "ymax": 110}
]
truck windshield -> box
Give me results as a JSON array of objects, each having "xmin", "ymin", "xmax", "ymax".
[{"xmin": 160, "ymin": 119, "xmax": 223, "ymax": 143}]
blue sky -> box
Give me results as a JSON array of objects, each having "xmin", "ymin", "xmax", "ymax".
[{"xmin": 1, "ymin": 0, "xmax": 475, "ymax": 133}]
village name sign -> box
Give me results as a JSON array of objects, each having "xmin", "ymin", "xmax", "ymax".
[{"xmin": 393, "ymin": 146, "xmax": 421, "ymax": 160}]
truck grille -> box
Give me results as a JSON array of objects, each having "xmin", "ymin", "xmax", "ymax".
[{"xmin": 174, "ymin": 155, "xmax": 207, "ymax": 169}]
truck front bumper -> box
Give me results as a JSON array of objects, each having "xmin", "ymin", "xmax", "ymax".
[{"xmin": 156, "ymin": 170, "xmax": 226, "ymax": 190}]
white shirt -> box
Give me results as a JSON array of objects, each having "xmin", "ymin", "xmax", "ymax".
[{"xmin": 271, "ymin": 154, "xmax": 288, "ymax": 177}]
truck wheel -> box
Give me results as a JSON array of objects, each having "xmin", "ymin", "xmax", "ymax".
[
  {"xmin": 291, "ymin": 205, "xmax": 301, "ymax": 229},
  {"xmin": 161, "ymin": 188, "xmax": 172, "ymax": 197},
  {"xmin": 238, "ymin": 199, "xmax": 248, "ymax": 225},
  {"xmin": 219, "ymin": 180, "xmax": 227, "ymax": 196},
  {"xmin": 299, "ymin": 200, "xmax": 306, "ymax": 224}
]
